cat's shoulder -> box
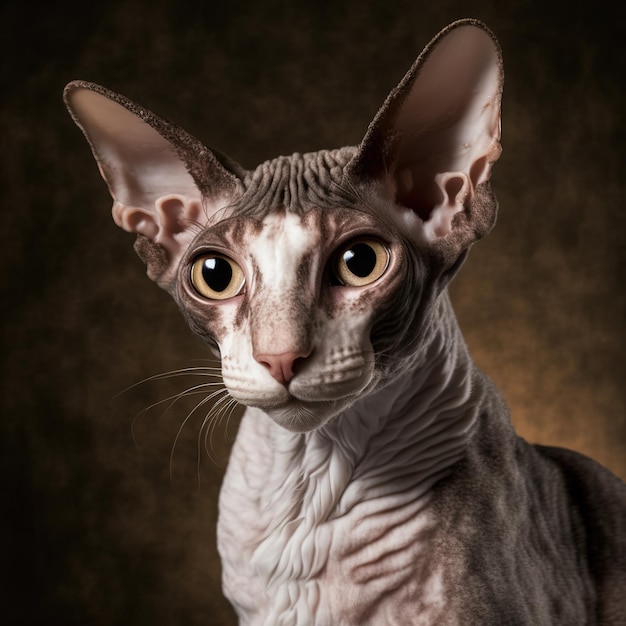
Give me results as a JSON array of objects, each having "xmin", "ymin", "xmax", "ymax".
[
  {"xmin": 534, "ymin": 444, "xmax": 626, "ymax": 512},
  {"xmin": 535, "ymin": 443, "xmax": 626, "ymax": 617}
]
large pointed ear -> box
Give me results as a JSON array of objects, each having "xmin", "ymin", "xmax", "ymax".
[
  {"xmin": 63, "ymin": 81, "xmax": 244, "ymax": 288},
  {"xmin": 346, "ymin": 19, "xmax": 503, "ymax": 263}
]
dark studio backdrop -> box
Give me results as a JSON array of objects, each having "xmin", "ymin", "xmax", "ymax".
[{"xmin": 2, "ymin": 1, "xmax": 624, "ymax": 624}]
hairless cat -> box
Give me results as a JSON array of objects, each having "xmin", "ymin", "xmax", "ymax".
[{"xmin": 65, "ymin": 19, "xmax": 626, "ymax": 625}]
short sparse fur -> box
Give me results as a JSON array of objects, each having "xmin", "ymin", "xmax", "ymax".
[{"xmin": 65, "ymin": 19, "xmax": 626, "ymax": 625}]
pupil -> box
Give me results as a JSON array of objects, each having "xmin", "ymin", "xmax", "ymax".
[
  {"xmin": 344, "ymin": 243, "xmax": 376, "ymax": 277},
  {"xmin": 202, "ymin": 257, "xmax": 232, "ymax": 292}
]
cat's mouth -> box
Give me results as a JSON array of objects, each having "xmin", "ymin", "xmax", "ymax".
[{"xmin": 237, "ymin": 370, "xmax": 382, "ymax": 433}]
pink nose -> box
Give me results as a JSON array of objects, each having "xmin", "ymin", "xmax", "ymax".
[{"xmin": 255, "ymin": 351, "xmax": 308, "ymax": 385}]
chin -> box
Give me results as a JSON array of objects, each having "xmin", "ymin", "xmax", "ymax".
[{"xmin": 264, "ymin": 398, "xmax": 353, "ymax": 433}]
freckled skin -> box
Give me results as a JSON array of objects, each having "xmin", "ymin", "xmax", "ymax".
[{"xmin": 65, "ymin": 19, "xmax": 626, "ymax": 626}]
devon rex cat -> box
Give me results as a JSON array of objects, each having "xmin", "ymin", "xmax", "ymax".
[{"xmin": 64, "ymin": 19, "xmax": 626, "ymax": 626}]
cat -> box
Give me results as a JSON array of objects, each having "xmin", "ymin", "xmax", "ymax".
[{"xmin": 64, "ymin": 18, "xmax": 626, "ymax": 626}]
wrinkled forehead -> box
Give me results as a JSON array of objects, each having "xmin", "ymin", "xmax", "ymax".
[
  {"xmin": 187, "ymin": 146, "xmax": 402, "ymax": 266},
  {"xmin": 227, "ymin": 147, "xmax": 359, "ymax": 220}
]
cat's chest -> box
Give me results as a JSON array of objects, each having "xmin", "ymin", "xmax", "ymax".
[{"xmin": 217, "ymin": 410, "xmax": 456, "ymax": 626}]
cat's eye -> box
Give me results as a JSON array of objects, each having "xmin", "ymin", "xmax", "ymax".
[
  {"xmin": 190, "ymin": 253, "xmax": 245, "ymax": 300},
  {"xmin": 332, "ymin": 238, "xmax": 389, "ymax": 287}
]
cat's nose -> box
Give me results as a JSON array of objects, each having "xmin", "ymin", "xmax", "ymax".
[{"xmin": 255, "ymin": 351, "xmax": 308, "ymax": 385}]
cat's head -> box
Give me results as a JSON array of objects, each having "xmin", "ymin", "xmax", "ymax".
[{"xmin": 64, "ymin": 19, "xmax": 502, "ymax": 432}]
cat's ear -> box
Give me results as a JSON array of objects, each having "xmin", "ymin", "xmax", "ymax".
[
  {"xmin": 347, "ymin": 19, "xmax": 503, "ymax": 262},
  {"xmin": 63, "ymin": 81, "xmax": 244, "ymax": 287}
]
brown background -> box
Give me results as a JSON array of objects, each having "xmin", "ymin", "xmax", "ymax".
[{"xmin": 2, "ymin": 1, "xmax": 624, "ymax": 624}]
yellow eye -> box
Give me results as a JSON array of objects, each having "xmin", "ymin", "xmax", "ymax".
[
  {"xmin": 332, "ymin": 238, "xmax": 389, "ymax": 287},
  {"xmin": 190, "ymin": 253, "xmax": 245, "ymax": 300}
]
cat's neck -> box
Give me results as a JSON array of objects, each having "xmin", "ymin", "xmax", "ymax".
[{"xmin": 221, "ymin": 291, "xmax": 485, "ymax": 530}]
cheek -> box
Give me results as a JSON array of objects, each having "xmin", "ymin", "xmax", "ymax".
[
  {"xmin": 326, "ymin": 258, "xmax": 408, "ymax": 320},
  {"xmin": 176, "ymin": 285, "xmax": 241, "ymax": 350},
  {"xmin": 217, "ymin": 328, "xmax": 246, "ymax": 363},
  {"xmin": 369, "ymin": 271, "xmax": 425, "ymax": 362},
  {"xmin": 208, "ymin": 305, "xmax": 247, "ymax": 351},
  {"xmin": 322, "ymin": 287, "xmax": 353, "ymax": 314}
]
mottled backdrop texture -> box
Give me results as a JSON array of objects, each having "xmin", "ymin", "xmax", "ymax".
[{"xmin": 1, "ymin": 1, "xmax": 624, "ymax": 624}]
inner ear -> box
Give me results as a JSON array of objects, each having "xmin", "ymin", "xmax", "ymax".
[
  {"xmin": 394, "ymin": 169, "xmax": 469, "ymax": 223},
  {"xmin": 349, "ymin": 21, "xmax": 503, "ymax": 242},
  {"xmin": 111, "ymin": 193, "xmax": 205, "ymax": 256},
  {"xmin": 64, "ymin": 81, "xmax": 245, "ymax": 286},
  {"xmin": 65, "ymin": 84, "xmax": 210, "ymax": 213}
]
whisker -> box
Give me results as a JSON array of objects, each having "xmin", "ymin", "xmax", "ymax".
[
  {"xmin": 143, "ymin": 383, "xmax": 225, "ymax": 415},
  {"xmin": 331, "ymin": 177, "xmax": 377, "ymax": 214},
  {"xmin": 205, "ymin": 395, "xmax": 238, "ymax": 458},
  {"xmin": 369, "ymin": 350, "xmax": 406, "ymax": 363},
  {"xmin": 130, "ymin": 381, "xmax": 227, "ymax": 446},
  {"xmin": 188, "ymin": 358, "xmax": 222, "ymax": 366},
  {"xmin": 169, "ymin": 387, "xmax": 229, "ymax": 481},
  {"xmin": 114, "ymin": 366, "xmax": 223, "ymax": 401},
  {"xmin": 196, "ymin": 394, "xmax": 237, "ymax": 479},
  {"xmin": 223, "ymin": 398, "xmax": 241, "ymax": 444}
]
